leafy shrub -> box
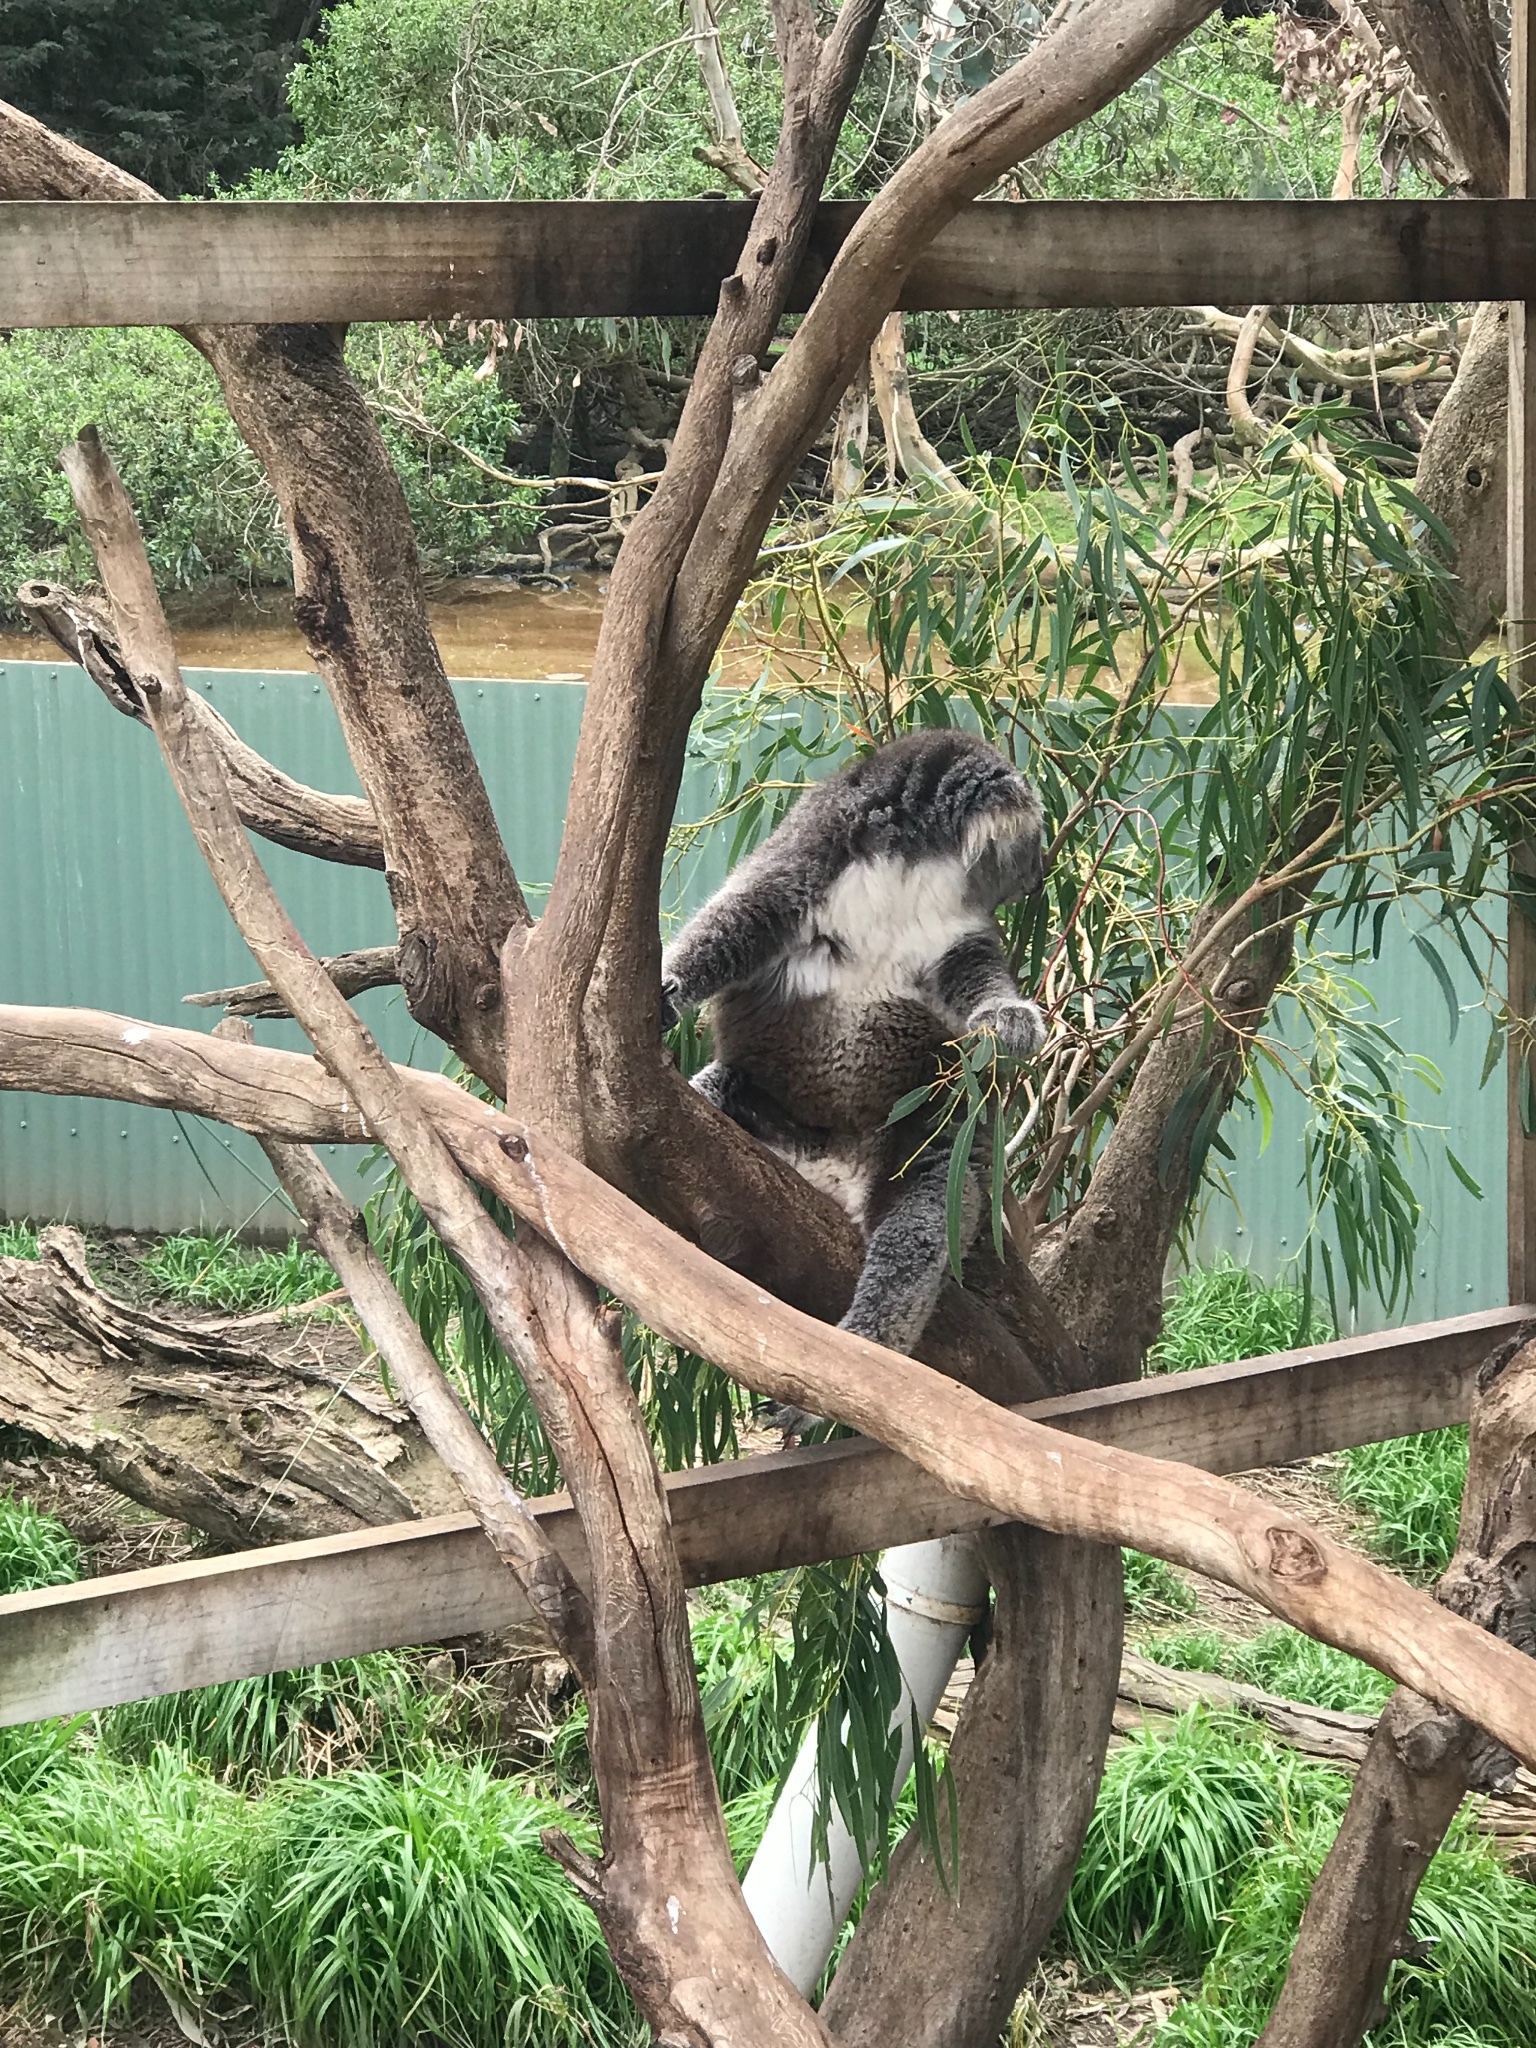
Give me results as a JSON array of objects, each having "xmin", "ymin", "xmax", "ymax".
[
  {"xmin": 0, "ymin": 1492, "xmax": 81, "ymax": 1595},
  {"xmin": 1148, "ymin": 1258, "xmax": 1333, "ymax": 1374},
  {"xmin": 244, "ymin": 1759, "xmax": 630, "ymax": 2048},
  {"xmin": 139, "ymin": 1231, "xmax": 337, "ymax": 1313},
  {"xmin": 0, "ymin": 323, "xmax": 536, "ymax": 617},
  {"xmin": 1335, "ymin": 1428, "xmax": 1469, "ymax": 1579}
]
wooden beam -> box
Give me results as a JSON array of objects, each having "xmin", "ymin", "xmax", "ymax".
[
  {"xmin": 3, "ymin": 199, "xmax": 1535, "ymax": 327},
  {"xmin": 1511, "ymin": 0, "xmax": 1536, "ymax": 1303},
  {"xmin": 0, "ymin": 1304, "xmax": 1521, "ymax": 1727}
]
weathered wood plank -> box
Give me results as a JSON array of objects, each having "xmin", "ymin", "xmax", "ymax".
[
  {"xmin": 2, "ymin": 198, "xmax": 1534, "ymax": 327},
  {"xmin": 0, "ymin": 1304, "xmax": 1521, "ymax": 1726}
]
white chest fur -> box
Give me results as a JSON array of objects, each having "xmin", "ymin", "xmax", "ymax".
[{"xmin": 780, "ymin": 852, "xmax": 982, "ymax": 1003}]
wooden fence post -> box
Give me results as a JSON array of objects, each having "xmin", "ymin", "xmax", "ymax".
[{"xmin": 1510, "ymin": 0, "xmax": 1536, "ymax": 1302}]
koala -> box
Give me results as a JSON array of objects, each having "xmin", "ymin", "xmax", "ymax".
[{"xmin": 661, "ymin": 728, "xmax": 1048, "ymax": 1410}]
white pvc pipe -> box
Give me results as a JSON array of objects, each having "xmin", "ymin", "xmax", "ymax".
[{"xmin": 741, "ymin": 1534, "xmax": 989, "ymax": 1995}]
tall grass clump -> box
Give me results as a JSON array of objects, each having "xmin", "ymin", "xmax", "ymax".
[
  {"xmin": 1334, "ymin": 1427, "xmax": 1468, "ymax": 1578},
  {"xmin": 245, "ymin": 1758, "xmax": 632, "ymax": 2048},
  {"xmin": 1159, "ymin": 1809, "xmax": 1536, "ymax": 2046},
  {"xmin": 1063, "ymin": 1710, "xmax": 1347, "ymax": 1975},
  {"xmin": 141, "ymin": 1231, "xmax": 337, "ymax": 1313},
  {"xmin": 0, "ymin": 1220, "xmax": 38, "ymax": 1258},
  {"xmin": 101, "ymin": 1651, "xmax": 497, "ymax": 1786},
  {"xmin": 0, "ymin": 1492, "xmax": 80, "ymax": 1594},
  {"xmin": 0, "ymin": 1745, "xmax": 247, "ymax": 2030},
  {"xmin": 1147, "ymin": 1259, "xmax": 1333, "ymax": 1374}
]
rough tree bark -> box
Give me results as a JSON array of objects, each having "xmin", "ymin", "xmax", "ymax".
[
  {"xmin": 1360, "ymin": 0, "xmax": 1512, "ymax": 640},
  {"xmin": 1258, "ymin": 1325, "xmax": 1536, "ymax": 2047}
]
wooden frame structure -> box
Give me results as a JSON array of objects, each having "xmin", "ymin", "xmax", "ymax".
[{"xmin": 4, "ymin": 71, "xmax": 1536, "ymax": 1722}]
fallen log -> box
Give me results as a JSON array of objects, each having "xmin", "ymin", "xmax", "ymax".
[{"xmin": 0, "ymin": 1227, "xmax": 459, "ymax": 1546}]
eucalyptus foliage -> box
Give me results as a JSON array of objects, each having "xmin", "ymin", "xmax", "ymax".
[{"xmin": 681, "ymin": 388, "xmax": 1533, "ymax": 1324}]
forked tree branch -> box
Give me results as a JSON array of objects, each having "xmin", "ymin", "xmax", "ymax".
[
  {"xmin": 0, "ymin": 97, "xmax": 528, "ymax": 1083},
  {"xmin": 17, "ymin": 579, "xmax": 386, "ymax": 869},
  {"xmin": 54, "ymin": 429, "xmax": 827, "ymax": 2047},
  {"xmin": 11, "ymin": 998, "xmax": 1536, "ymax": 1773}
]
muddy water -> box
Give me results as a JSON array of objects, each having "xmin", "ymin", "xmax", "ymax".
[{"xmin": 0, "ymin": 571, "xmax": 1218, "ymax": 700}]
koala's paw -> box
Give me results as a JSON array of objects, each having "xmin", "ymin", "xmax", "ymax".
[
  {"xmin": 968, "ymin": 996, "xmax": 1046, "ymax": 1061},
  {"xmin": 659, "ymin": 975, "xmax": 682, "ymax": 1031}
]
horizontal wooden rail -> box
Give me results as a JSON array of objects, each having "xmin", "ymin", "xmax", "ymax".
[
  {"xmin": 0, "ymin": 1303, "xmax": 1522, "ymax": 1726},
  {"xmin": 3, "ymin": 199, "xmax": 1533, "ymax": 327}
]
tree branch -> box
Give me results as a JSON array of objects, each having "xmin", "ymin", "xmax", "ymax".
[
  {"xmin": 53, "ymin": 430, "xmax": 828, "ymax": 2047},
  {"xmin": 184, "ymin": 947, "xmax": 400, "ymax": 1018},
  {"xmin": 10, "ymin": 1002, "xmax": 1536, "ymax": 1772},
  {"xmin": 1257, "ymin": 1326, "xmax": 1536, "ymax": 2047},
  {"xmin": 18, "ymin": 578, "xmax": 386, "ymax": 869},
  {"xmin": 0, "ymin": 97, "xmax": 528, "ymax": 1083}
]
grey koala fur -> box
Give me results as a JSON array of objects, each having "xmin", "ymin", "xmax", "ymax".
[{"xmin": 661, "ymin": 729, "xmax": 1047, "ymax": 1421}]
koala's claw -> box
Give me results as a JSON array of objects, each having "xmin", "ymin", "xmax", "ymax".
[
  {"xmin": 968, "ymin": 996, "xmax": 1046, "ymax": 1061},
  {"xmin": 659, "ymin": 976, "xmax": 682, "ymax": 1031}
]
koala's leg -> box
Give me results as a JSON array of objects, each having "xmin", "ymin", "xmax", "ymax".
[{"xmin": 840, "ymin": 1138, "xmax": 981, "ymax": 1355}]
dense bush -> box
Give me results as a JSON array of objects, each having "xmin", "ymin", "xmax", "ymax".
[{"xmin": 0, "ymin": 322, "xmax": 537, "ymax": 615}]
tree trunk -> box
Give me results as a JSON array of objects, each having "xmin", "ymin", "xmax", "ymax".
[
  {"xmin": 0, "ymin": 1228, "xmax": 457, "ymax": 1546},
  {"xmin": 1415, "ymin": 300, "xmax": 1510, "ymax": 645},
  {"xmin": 1361, "ymin": 0, "xmax": 1511, "ymax": 641},
  {"xmin": 820, "ymin": 1528, "xmax": 1123, "ymax": 2048}
]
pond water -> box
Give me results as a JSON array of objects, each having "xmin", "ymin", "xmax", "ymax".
[{"xmin": 0, "ymin": 570, "xmax": 1218, "ymax": 699}]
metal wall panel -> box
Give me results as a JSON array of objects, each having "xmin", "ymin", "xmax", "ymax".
[{"xmin": 0, "ymin": 661, "xmax": 1505, "ymax": 1327}]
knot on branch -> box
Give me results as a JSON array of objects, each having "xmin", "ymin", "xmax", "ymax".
[{"xmin": 1263, "ymin": 1524, "xmax": 1327, "ymax": 1585}]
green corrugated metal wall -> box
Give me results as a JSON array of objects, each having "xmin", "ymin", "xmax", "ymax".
[{"xmin": 0, "ymin": 659, "xmax": 1506, "ymax": 1327}]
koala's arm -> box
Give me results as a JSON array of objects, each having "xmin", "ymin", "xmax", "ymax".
[
  {"xmin": 661, "ymin": 862, "xmax": 806, "ymax": 1021},
  {"xmin": 924, "ymin": 927, "xmax": 1045, "ymax": 1059}
]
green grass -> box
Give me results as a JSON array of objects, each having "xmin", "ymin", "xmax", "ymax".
[
  {"xmin": 245, "ymin": 1760, "xmax": 630, "ymax": 2048},
  {"xmin": 140, "ymin": 1231, "xmax": 338, "ymax": 1314},
  {"xmin": 1158, "ymin": 1804, "xmax": 1536, "ymax": 2047},
  {"xmin": 1147, "ymin": 1258, "xmax": 1333, "ymax": 1374},
  {"xmin": 0, "ymin": 1220, "xmax": 38, "ymax": 1259},
  {"xmin": 1139, "ymin": 1624, "xmax": 1393, "ymax": 1715},
  {"xmin": 0, "ymin": 1493, "xmax": 81, "ymax": 1596},
  {"xmin": 100, "ymin": 1652, "xmax": 503, "ymax": 1788},
  {"xmin": 0, "ymin": 1743, "xmax": 632, "ymax": 2047},
  {"xmin": 1055, "ymin": 1708, "xmax": 1536, "ymax": 2048},
  {"xmin": 1334, "ymin": 1429, "xmax": 1469, "ymax": 1579},
  {"xmin": 1064, "ymin": 1709, "xmax": 1348, "ymax": 1975},
  {"xmin": 0, "ymin": 1743, "xmax": 249, "ymax": 2028},
  {"xmin": 1123, "ymin": 1549, "xmax": 1199, "ymax": 1622}
]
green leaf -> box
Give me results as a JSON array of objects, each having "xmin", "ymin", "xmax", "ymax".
[
  {"xmin": 1412, "ymin": 933, "xmax": 1460, "ymax": 1042},
  {"xmin": 1445, "ymin": 1147, "xmax": 1484, "ymax": 1200},
  {"xmin": 946, "ymin": 1102, "xmax": 983, "ymax": 1281}
]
